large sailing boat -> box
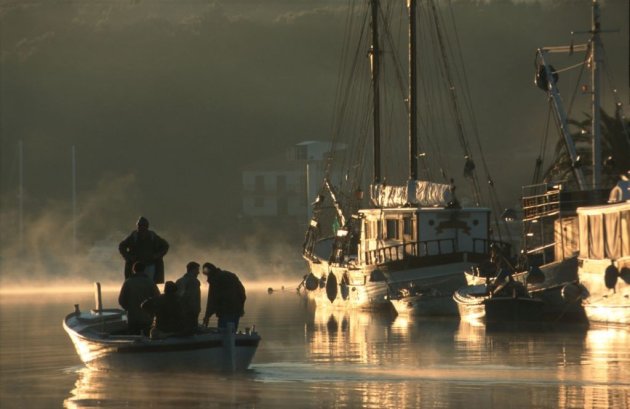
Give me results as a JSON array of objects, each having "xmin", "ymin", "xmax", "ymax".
[
  {"xmin": 465, "ymin": 0, "xmax": 629, "ymax": 322},
  {"xmin": 299, "ymin": 0, "xmax": 504, "ymax": 311}
]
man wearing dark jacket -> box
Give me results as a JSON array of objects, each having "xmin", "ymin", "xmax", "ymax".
[
  {"xmin": 141, "ymin": 281, "xmax": 185, "ymax": 339},
  {"xmin": 175, "ymin": 262, "xmax": 201, "ymax": 330},
  {"xmin": 201, "ymin": 263, "xmax": 246, "ymax": 332},
  {"xmin": 118, "ymin": 262, "xmax": 160, "ymax": 335},
  {"xmin": 119, "ymin": 216, "xmax": 169, "ymax": 283}
]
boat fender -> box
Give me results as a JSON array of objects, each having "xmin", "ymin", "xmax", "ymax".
[
  {"xmin": 304, "ymin": 273, "xmax": 319, "ymax": 291},
  {"xmin": 604, "ymin": 264, "xmax": 619, "ymax": 290},
  {"xmin": 326, "ymin": 272, "xmax": 338, "ymax": 303},
  {"xmin": 561, "ymin": 283, "xmax": 589, "ymax": 303},
  {"xmin": 340, "ymin": 273, "xmax": 350, "ymax": 300},
  {"xmin": 340, "ymin": 282, "xmax": 349, "ymax": 300}
]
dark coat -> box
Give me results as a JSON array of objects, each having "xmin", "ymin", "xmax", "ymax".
[
  {"xmin": 175, "ymin": 272, "xmax": 201, "ymax": 317},
  {"xmin": 118, "ymin": 273, "xmax": 160, "ymax": 330},
  {"xmin": 119, "ymin": 229, "xmax": 169, "ymax": 283},
  {"xmin": 204, "ymin": 270, "xmax": 246, "ymax": 319},
  {"xmin": 141, "ymin": 293, "xmax": 185, "ymax": 333}
]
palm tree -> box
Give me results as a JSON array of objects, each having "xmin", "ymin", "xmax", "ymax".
[{"xmin": 544, "ymin": 108, "xmax": 630, "ymax": 189}]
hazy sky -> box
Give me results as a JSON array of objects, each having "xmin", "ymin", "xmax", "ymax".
[{"xmin": 0, "ymin": 0, "xmax": 628, "ymax": 280}]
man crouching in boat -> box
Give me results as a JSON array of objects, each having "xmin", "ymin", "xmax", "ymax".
[
  {"xmin": 141, "ymin": 281, "xmax": 186, "ymax": 339},
  {"xmin": 118, "ymin": 262, "xmax": 160, "ymax": 335},
  {"xmin": 201, "ymin": 263, "xmax": 246, "ymax": 332}
]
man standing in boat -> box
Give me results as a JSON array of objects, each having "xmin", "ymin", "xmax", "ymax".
[
  {"xmin": 201, "ymin": 263, "xmax": 246, "ymax": 332},
  {"xmin": 118, "ymin": 216, "xmax": 169, "ymax": 283},
  {"xmin": 118, "ymin": 262, "xmax": 160, "ymax": 335},
  {"xmin": 175, "ymin": 262, "xmax": 201, "ymax": 330}
]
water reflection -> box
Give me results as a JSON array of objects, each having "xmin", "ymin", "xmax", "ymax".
[
  {"xmin": 304, "ymin": 301, "xmax": 398, "ymax": 365},
  {"xmin": 65, "ymin": 367, "xmax": 261, "ymax": 409},
  {"xmin": 2, "ymin": 291, "xmax": 630, "ymax": 409}
]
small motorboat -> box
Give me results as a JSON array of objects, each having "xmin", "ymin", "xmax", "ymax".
[
  {"xmin": 389, "ymin": 286, "xmax": 458, "ymax": 316},
  {"xmin": 63, "ymin": 283, "xmax": 261, "ymax": 371},
  {"xmin": 453, "ymin": 279, "xmax": 544, "ymax": 325}
]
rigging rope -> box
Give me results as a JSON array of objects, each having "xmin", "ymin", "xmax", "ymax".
[{"xmin": 532, "ymin": 100, "xmax": 553, "ymax": 185}]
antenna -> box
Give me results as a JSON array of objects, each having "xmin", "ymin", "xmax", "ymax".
[
  {"xmin": 72, "ymin": 145, "xmax": 77, "ymax": 253},
  {"xmin": 590, "ymin": 0, "xmax": 602, "ymax": 189},
  {"xmin": 18, "ymin": 140, "xmax": 24, "ymax": 252}
]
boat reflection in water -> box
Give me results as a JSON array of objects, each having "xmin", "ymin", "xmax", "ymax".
[
  {"xmin": 580, "ymin": 326, "xmax": 630, "ymax": 409},
  {"xmin": 455, "ymin": 321, "xmax": 630, "ymax": 409},
  {"xmin": 4, "ymin": 290, "xmax": 628, "ymax": 409},
  {"xmin": 64, "ymin": 366, "xmax": 261, "ymax": 409}
]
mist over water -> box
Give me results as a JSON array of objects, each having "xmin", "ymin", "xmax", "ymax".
[
  {"xmin": 0, "ymin": 2, "xmax": 629, "ymax": 407},
  {"xmin": 0, "ymin": 1, "xmax": 628, "ymax": 279},
  {"xmin": 0, "ymin": 173, "xmax": 305, "ymax": 288}
]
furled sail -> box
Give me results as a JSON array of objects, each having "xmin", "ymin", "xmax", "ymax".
[{"xmin": 370, "ymin": 180, "xmax": 452, "ymax": 207}]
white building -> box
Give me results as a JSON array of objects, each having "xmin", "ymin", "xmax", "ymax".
[{"xmin": 241, "ymin": 141, "xmax": 333, "ymax": 223}]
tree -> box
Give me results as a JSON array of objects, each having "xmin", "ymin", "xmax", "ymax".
[{"xmin": 544, "ymin": 108, "xmax": 630, "ymax": 189}]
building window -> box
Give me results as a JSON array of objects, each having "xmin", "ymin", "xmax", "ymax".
[
  {"xmin": 386, "ymin": 219, "xmax": 398, "ymax": 240},
  {"xmin": 277, "ymin": 175, "xmax": 286, "ymax": 192},
  {"xmin": 254, "ymin": 197, "xmax": 264, "ymax": 208},
  {"xmin": 403, "ymin": 218, "xmax": 412, "ymax": 236},
  {"xmin": 295, "ymin": 145, "xmax": 307, "ymax": 160},
  {"xmin": 255, "ymin": 175, "xmax": 265, "ymax": 193}
]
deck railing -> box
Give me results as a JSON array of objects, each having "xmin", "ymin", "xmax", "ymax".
[{"xmin": 362, "ymin": 238, "xmax": 496, "ymax": 265}]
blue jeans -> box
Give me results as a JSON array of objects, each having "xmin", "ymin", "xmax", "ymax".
[{"xmin": 218, "ymin": 314, "xmax": 240, "ymax": 332}]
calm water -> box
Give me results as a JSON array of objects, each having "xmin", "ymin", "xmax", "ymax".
[{"xmin": 1, "ymin": 288, "xmax": 629, "ymax": 408}]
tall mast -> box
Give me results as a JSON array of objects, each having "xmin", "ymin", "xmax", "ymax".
[
  {"xmin": 18, "ymin": 140, "xmax": 24, "ymax": 252},
  {"xmin": 369, "ymin": 0, "xmax": 381, "ymax": 183},
  {"xmin": 72, "ymin": 145, "xmax": 77, "ymax": 253},
  {"xmin": 591, "ymin": 0, "xmax": 602, "ymax": 189},
  {"xmin": 408, "ymin": 0, "xmax": 418, "ymax": 181}
]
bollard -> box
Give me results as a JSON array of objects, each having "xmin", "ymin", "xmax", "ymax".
[
  {"xmin": 223, "ymin": 322, "xmax": 236, "ymax": 372},
  {"xmin": 94, "ymin": 282, "xmax": 103, "ymax": 314}
]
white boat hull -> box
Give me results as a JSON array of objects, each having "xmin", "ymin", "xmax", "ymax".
[
  {"xmin": 390, "ymin": 293, "xmax": 458, "ymax": 316},
  {"xmin": 63, "ymin": 309, "xmax": 260, "ymax": 371},
  {"xmin": 579, "ymin": 258, "xmax": 630, "ymax": 324},
  {"xmin": 302, "ymin": 257, "xmax": 470, "ymax": 312},
  {"xmin": 299, "ymin": 263, "xmax": 391, "ymax": 310}
]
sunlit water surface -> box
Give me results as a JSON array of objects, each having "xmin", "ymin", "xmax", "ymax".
[{"xmin": 1, "ymin": 288, "xmax": 629, "ymax": 408}]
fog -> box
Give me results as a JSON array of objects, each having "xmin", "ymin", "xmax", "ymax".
[{"xmin": 0, "ymin": 0, "xmax": 628, "ymax": 285}]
